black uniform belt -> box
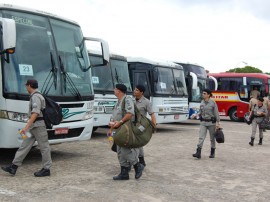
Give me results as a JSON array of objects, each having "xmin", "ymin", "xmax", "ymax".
[
  {"xmin": 34, "ymin": 117, "xmax": 44, "ymax": 122},
  {"xmin": 254, "ymin": 115, "xmax": 263, "ymax": 118},
  {"xmin": 201, "ymin": 118, "xmax": 211, "ymax": 122}
]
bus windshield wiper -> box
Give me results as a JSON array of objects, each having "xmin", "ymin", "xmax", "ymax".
[
  {"xmin": 41, "ymin": 52, "xmax": 57, "ymax": 95},
  {"xmin": 114, "ymin": 68, "xmax": 124, "ymax": 84},
  {"xmin": 59, "ymin": 56, "xmax": 83, "ymax": 101}
]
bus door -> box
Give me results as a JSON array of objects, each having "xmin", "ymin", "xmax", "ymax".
[{"xmin": 132, "ymin": 70, "xmax": 151, "ymax": 99}]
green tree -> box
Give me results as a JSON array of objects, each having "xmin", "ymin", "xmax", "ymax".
[{"xmin": 226, "ymin": 66, "xmax": 263, "ymax": 73}]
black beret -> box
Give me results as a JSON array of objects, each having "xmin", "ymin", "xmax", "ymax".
[
  {"xmin": 135, "ymin": 85, "xmax": 145, "ymax": 93},
  {"xmin": 115, "ymin": 84, "xmax": 127, "ymax": 93},
  {"xmin": 25, "ymin": 79, "xmax": 38, "ymax": 89}
]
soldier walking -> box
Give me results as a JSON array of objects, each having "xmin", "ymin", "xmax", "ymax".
[
  {"xmin": 133, "ymin": 85, "xmax": 156, "ymax": 167},
  {"xmin": 1, "ymin": 79, "xmax": 52, "ymax": 177},
  {"xmin": 109, "ymin": 84, "xmax": 144, "ymax": 180},
  {"xmin": 192, "ymin": 89, "xmax": 220, "ymax": 159},
  {"xmin": 249, "ymin": 97, "xmax": 268, "ymax": 146}
]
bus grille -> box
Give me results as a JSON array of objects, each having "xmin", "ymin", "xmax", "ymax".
[
  {"xmin": 105, "ymin": 106, "xmax": 114, "ymax": 113},
  {"xmin": 48, "ymin": 127, "xmax": 84, "ymax": 140}
]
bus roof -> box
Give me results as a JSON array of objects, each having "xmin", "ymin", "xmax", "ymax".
[
  {"xmin": 127, "ymin": 57, "xmax": 183, "ymax": 69},
  {"xmin": 174, "ymin": 62, "xmax": 205, "ymax": 68},
  {"xmin": 209, "ymin": 72, "xmax": 270, "ymax": 79},
  {"xmin": 88, "ymin": 50, "xmax": 127, "ymax": 61},
  {"xmin": 0, "ymin": 4, "xmax": 79, "ymax": 25}
]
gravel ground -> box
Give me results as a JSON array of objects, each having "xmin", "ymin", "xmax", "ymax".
[{"xmin": 1, "ymin": 118, "xmax": 270, "ymax": 202}]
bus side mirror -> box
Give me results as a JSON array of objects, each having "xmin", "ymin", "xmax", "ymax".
[
  {"xmin": 0, "ymin": 18, "xmax": 16, "ymax": 56},
  {"xmin": 84, "ymin": 37, "xmax": 110, "ymax": 67}
]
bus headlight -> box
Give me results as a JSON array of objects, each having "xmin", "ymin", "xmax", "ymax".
[
  {"xmin": 159, "ymin": 107, "xmax": 170, "ymax": 112},
  {"xmin": 183, "ymin": 106, "xmax": 189, "ymax": 113},
  {"xmin": 7, "ymin": 111, "xmax": 28, "ymax": 122},
  {"xmin": 0, "ymin": 110, "xmax": 8, "ymax": 119},
  {"xmin": 82, "ymin": 110, "xmax": 93, "ymax": 120},
  {"xmin": 94, "ymin": 106, "xmax": 104, "ymax": 113}
]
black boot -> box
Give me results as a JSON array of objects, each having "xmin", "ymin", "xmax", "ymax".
[
  {"xmin": 139, "ymin": 156, "xmax": 146, "ymax": 167},
  {"xmin": 127, "ymin": 164, "xmax": 132, "ymax": 172},
  {"xmin": 258, "ymin": 138, "xmax": 263, "ymax": 145},
  {"xmin": 34, "ymin": 168, "xmax": 50, "ymax": 177},
  {"xmin": 113, "ymin": 166, "xmax": 129, "ymax": 180},
  {"xmin": 1, "ymin": 164, "xmax": 18, "ymax": 176},
  {"xmin": 209, "ymin": 148, "xmax": 215, "ymax": 158},
  {"xmin": 134, "ymin": 163, "xmax": 144, "ymax": 179},
  {"xmin": 192, "ymin": 147, "xmax": 201, "ymax": 159},
  {"xmin": 249, "ymin": 137, "xmax": 255, "ymax": 146}
]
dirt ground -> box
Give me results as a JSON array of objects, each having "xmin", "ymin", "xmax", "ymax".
[{"xmin": 1, "ymin": 118, "xmax": 270, "ymax": 202}]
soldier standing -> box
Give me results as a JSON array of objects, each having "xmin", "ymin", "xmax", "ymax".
[
  {"xmin": 109, "ymin": 84, "xmax": 144, "ymax": 180},
  {"xmin": 133, "ymin": 85, "xmax": 156, "ymax": 167},
  {"xmin": 1, "ymin": 79, "xmax": 52, "ymax": 177},
  {"xmin": 249, "ymin": 97, "xmax": 268, "ymax": 146},
  {"xmin": 192, "ymin": 89, "xmax": 220, "ymax": 159}
]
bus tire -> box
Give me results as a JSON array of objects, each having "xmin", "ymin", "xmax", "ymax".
[{"xmin": 229, "ymin": 107, "xmax": 239, "ymax": 122}]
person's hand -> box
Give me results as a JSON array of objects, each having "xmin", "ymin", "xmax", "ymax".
[
  {"xmin": 216, "ymin": 122, "xmax": 220, "ymax": 129},
  {"xmin": 19, "ymin": 128, "xmax": 26, "ymax": 135},
  {"xmin": 112, "ymin": 121, "xmax": 122, "ymax": 129}
]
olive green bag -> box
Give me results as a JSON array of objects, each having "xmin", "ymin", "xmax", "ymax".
[{"xmin": 113, "ymin": 98, "xmax": 155, "ymax": 148}]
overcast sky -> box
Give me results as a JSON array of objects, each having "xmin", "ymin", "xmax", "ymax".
[{"xmin": 4, "ymin": 0, "xmax": 270, "ymax": 73}]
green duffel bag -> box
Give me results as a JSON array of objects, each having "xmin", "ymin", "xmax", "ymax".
[{"xmin": 113, "ymin": 105, "xmax": 155, "ymax": 148}]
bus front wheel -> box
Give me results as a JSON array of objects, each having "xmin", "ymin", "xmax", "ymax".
[{"xmin": 229, "ymin": 107, "xmax": 239, "ymax": 122}]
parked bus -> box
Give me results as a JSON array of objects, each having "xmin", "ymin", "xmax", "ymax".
[
  {"xmin": 208, "ymin": 72, "xmax": 270, "ymax": 121},
  {"xmin": 89, "ymin": 52, "xmax": 132, "ymax": 130},
  {"xmin": 175, "ymin": 62, "xmax": 216, "ymax": 118},
  {"xmin": 0, "ymin": 4, "xmax": 109, "ymax": 148},
  {"xmin": 128, "ymin": 57, "xmax": 189, "ymax": 123}
]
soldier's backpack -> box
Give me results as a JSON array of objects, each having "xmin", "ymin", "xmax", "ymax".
[
  {"xmin": 113, "ymin": 97, "xmax": 156, "ymax": 148},
  {"xmin": 32, "ymin": 92, "xmax": 63, "ymax": 129}
]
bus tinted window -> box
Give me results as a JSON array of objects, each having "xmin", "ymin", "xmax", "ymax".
[
  {"xmin": 218, "ymin": 77, "xmax": 242, "ymax": 91},
  {"xmin": 189, "ymin": 65, "xmax": 207, "ymax": 78}
]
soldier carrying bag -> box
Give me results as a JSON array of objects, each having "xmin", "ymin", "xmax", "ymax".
[{"xmin": 113, "ymin": 97, "xmax": 156, "ymax": 148}]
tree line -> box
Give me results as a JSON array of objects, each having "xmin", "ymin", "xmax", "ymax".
[{"xmin": 227, "ymin": 66, "xmax": 270, "ymax": 75}]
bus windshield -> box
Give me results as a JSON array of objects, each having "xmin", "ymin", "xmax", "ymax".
[
  {"xmin": 188, "ymin": 65, "xmax": 207, "ymax": 78},
  {"xmin": 91, "ymin": 56, "xmax": 114, "ymax": 91},
  {"xmin": 111, "ymin": 59, "xmax": 132, "ymax": 93},
  {"xmin": 2, "ymin": 10, "xmax": 92, "ymax": 98},
  {"xmin": 154, "ymin": 67, "xmax": 186, "ymax": 95}
]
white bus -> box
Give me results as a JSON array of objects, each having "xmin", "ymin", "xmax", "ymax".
[
  {"xmin": 128, "ymin": 57, "xmax": 189, "ymax": 123},
  {"xmin": 175, "ymin": 63, "xmax": 216, "ymax": 118},
  {"xmin": 89, "ymin": 52, "xmax": 132, "ymax": 131},
  {"xmin": 0, "ymin": 4, "xmax": 109, "ymax": 148}
]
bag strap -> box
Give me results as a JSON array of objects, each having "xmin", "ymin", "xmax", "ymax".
[
  {"xmin": 121, "ymin": 96, "xmax": 140, "ymax": 123},
  {"xmin": 30, "ymin": 91, "xmax": 45, "ymax": 110}
]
